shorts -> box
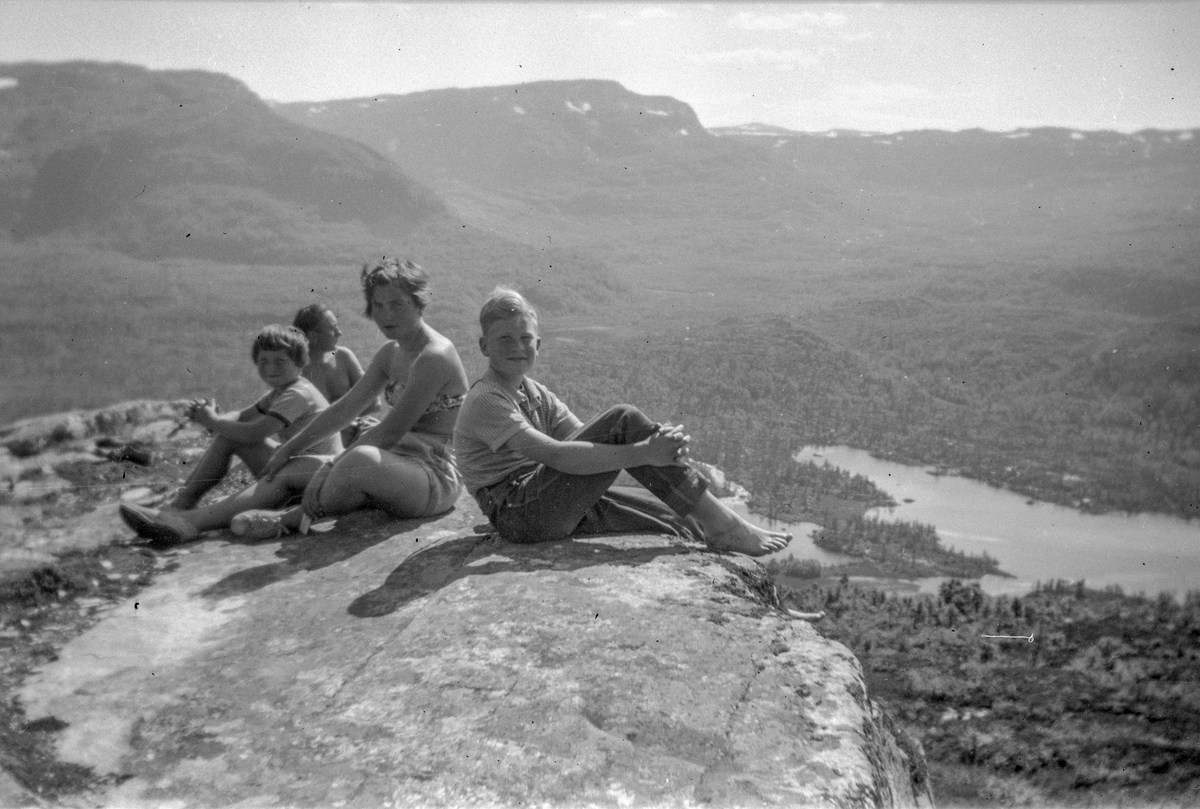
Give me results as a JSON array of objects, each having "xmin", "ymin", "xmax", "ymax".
[{"xmin": 389, "ymin": 431, "xmax": 463, "ymax": 516}]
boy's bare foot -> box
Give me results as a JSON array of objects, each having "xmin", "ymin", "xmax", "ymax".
[{"xmin": 705, "ymin": 512, "xmax": 792, "ymax": 557}]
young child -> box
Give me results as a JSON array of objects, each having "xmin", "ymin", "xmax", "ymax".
[
  {"xmin": 292, "ymin": 303, "xmax": 378, "ymax": 446},
  {"xmin": 453, "ymin": 287, "xmax": 792, "ymax": 556},
  {"xmin": 151, "ymin": 324, "xmax": 341, "ymax": 513}
]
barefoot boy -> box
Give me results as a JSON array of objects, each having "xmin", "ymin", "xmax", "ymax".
[{"xmin": 453, "ymin": 287, "xmax": 792, "ymax": 555}]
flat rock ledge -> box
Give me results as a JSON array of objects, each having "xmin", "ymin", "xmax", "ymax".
[{"xmin": 2, "ymin": 402, "xmax": 932, "ymax": 808}]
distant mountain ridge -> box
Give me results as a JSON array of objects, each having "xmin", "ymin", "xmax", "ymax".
[
  {"xmin": 710, "ymin": 122, "xmax": 1198, "ymax": 188},
  {"xmin": 0, "ymin": 61, "xmax": 443, "ymax": 262},
  {"xmin": 276, "ymin": 79, "xmax": 1198, "ymax": 197},
  {"xmin": 275, "ymin": 78, "xmax": 1199, "ymax": 302},
  {"xmin": 5, "ymin": 63, "xmax": 1194, "ymax": 268},
  {"xmin": 276, "ymin": 79, "xmax": 709, "ymax": 191}
]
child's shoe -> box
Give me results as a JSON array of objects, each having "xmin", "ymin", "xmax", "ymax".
[
  {"xmin": 119, "ymin": 503, "xmax": 198, "ymax": 545},
  {"xmin": 230, "ymin": 509, "xmax": 290, "ymax": 540}
]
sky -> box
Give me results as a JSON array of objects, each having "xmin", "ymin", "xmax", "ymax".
[{"xmin": 2, "ymin": 1, "xmax": 1198, "ymax": 133}]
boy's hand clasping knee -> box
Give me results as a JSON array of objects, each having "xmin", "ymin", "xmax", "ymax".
[{"xmin": 645, "ymin": 424, "xmax": 690, "ymax": 467}]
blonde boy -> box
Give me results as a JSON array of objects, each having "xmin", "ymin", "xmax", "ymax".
[{"xmin": 453, "ymin": 288, "xmax": 791, "ymax": 555}]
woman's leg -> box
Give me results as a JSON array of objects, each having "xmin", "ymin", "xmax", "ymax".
[{"xmin": 315, "ymin": 445, "xmax": 434, "ymax": 518}]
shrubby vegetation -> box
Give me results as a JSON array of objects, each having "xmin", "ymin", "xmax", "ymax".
[
  {"xmin": 746, "ymin": 459, "xmax": 893, "ymax": 522},
  {"xmin": 812, "ymin": 515, "xmax": 1002, "ymax": 579},
  {"xmin": 779, "ymin": 577, "xmax": 1200, "ymax": 806},
  {"xmin": 762, "ymin": 556, "xmax": 823, "ymax": 580}
]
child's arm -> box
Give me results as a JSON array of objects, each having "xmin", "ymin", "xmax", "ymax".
[
  {"xmin": 355, "ymin": 349, "xmax": 451, "ymax": 449},
  {"xmin": 260, "ymin": 347, "xmax": 391, "ymax": 480},
  {"xmin": 503, "ymin": 422, "xmax": 688, "ymax": 476},
  {"xmin": 190, "ymin": 402, "xmax": 284, "ymax": 444}
]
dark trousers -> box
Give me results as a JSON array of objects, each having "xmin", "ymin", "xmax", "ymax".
[{"xmin": 475, "ymin": 405, "xmax": 709, "ymax": 544}]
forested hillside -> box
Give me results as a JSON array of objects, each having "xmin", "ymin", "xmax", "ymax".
[
  {"xmin": 3, "ymin": 66, "xmax": 1198, "ymax": 519},
  {"xmin": 535, "ymin": 316, "xmax": 1200, "ymax": 519}
]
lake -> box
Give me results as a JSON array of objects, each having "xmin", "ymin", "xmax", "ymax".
[{"xmin": 741, "ymin": 445, "xmax": 1200, "ymax": 600}]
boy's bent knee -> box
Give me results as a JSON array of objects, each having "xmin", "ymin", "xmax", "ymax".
[
  {"xmin": 594, "ymin": 404, "xmax": 654, "ymax": 431},
  {"xmin": 602, "ymin": 403, "xmax": 644, "ymax": 418}
]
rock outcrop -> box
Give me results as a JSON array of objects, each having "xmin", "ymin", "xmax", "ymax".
[{"xmin": 1, "ymin": 401, "xmax": 932, "ymax": 807}]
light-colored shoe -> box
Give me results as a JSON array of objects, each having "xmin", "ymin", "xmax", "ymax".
[
  {"xmin": 230, "ymin": 509, "xmax": 289, "ymax": 540},
  {"xmin": 119, "ymin": 503, "xmax": 198, "ymax": 545}
]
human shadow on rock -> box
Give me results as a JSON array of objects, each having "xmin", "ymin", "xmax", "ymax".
[
  {"xmin": 198, "ymin": 509, "xmax": 449, "ymax": 601},
  {"xmin": 348, "ymin": 534, "xmax": 695, "ymax": 620}
]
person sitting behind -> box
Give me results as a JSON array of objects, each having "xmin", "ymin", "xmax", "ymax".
[
  {"xmin": 452, "ymin": 287, "xmax": 792, "ymax": 556},
  {"xmin": 153, "ymin": 324, "xmax": 341, "ymax": 513},
  {"xmin": 292, "ymin": 303, "xmax": 379, "ymax": 446}
]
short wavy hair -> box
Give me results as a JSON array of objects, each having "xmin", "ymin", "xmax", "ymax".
[
  {"xmin": 251, "ymin": 324, "xmax": 310, "ymax": 367},
  {"xmin": 360, "ymin": 257, "xmax": 431, "ymax": 316},
  {"xmin": 479, "ymin": 286, "xmax": 539, "ymax": 335}
]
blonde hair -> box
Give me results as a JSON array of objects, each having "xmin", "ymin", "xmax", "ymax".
[{"xmin": 479, "ymin": 286, "xmax": 538, "ymax": 334}]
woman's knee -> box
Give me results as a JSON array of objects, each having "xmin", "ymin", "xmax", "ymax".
[
  {"xmin": 322, "ymin": 446, "xmax": 380, "ymax": 496},
  {"xmin": 334, "ymin": 445, "xmax": 383, "ymax": 472}
]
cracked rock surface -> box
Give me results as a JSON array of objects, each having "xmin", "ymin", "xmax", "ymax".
[{"xmin": 3, "ymin": 401, "xmax": 931, "ymax": 808}]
